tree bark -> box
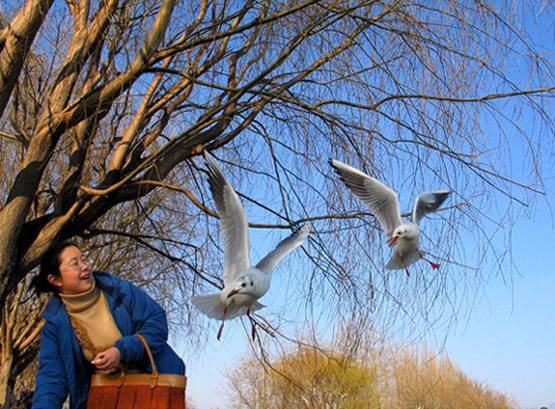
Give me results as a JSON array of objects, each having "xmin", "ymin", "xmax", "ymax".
[{"xmin": 0, "ymin": 0, "xmax": 54, "ymax": 120}]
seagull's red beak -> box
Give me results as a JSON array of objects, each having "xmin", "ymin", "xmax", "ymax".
[
  {"xmin": 387, "ymin": 236, "xmax": 398, "ymax": 247},
  {"xmin": 227, "ymin": 289, "xmax": 240, "ymax": 298}
]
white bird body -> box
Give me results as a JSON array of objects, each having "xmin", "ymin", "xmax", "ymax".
[
  {"xmin": 192, "ymin": 151, "xmax": 311, "ymax": 339},
  {"xmin": 193, "ymin": 268, "xmax": 268, "ymax": 321},
  {"xmin": 384, "ymin": 223, "xmax": 420, "ymax": 270},
  {"xmin": 330, "ymin": 159, "xmax": 451, "ymax": 275}
]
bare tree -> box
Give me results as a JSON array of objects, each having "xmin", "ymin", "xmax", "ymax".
[
  {"xmin": 380, "ymin": 343, "xmax": 520, "ymax": 409},
  {"xmin": 0, "ymin": 0, "xmax": 553, "ymax": 405},
  {"xmin": 225, "ymin": 336, "xmax": 381, "ymax": 409},
  {"xmin": 0, "ymin": 279, "xmax": 44, "ymax": 407},
  {"xmin": 224, "ymin": 332, "xmax": 519, "ymax": 409}
]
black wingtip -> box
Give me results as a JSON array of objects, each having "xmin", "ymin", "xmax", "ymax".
[
  {"xmin": 437, "ymin": 190, "xmax": 452, "ymax": 204},
  {"xmin": 329, "ymin": 158, "xmax": 340, "ymax": 174},
  {"xmin": 426, "ymin": 190, "xmax": 452, "ymax": 212}
]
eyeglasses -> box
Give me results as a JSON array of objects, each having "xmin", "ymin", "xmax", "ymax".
[{"xmin": 62, "ymin": 257, "xmax": 91, "ymax": 271}]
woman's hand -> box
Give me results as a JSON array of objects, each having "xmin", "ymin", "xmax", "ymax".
[{"xmin": 92, "ymin": 347, "xmax": 121, "ymax": 371}]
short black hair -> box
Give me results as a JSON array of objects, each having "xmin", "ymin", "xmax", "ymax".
[{"xmin": 31, "ymin": 241, "xmax": 80, "ymax": 294}]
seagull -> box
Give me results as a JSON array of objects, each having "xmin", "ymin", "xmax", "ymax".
[
  {"xmin": 329, "ymin": 159, "xmax": 451, "ymax": 276},
  {"xmin": 192, "ymin": 151, "xmax": 311, "ymax": 340}
]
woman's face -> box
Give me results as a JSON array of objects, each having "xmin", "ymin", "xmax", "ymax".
[{"xmin": 48, "ymin": 245, "xmax": 94, "ymax": 294}]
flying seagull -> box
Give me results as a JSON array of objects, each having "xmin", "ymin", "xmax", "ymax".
[
  {"xmin": 330, "ymin": 158, "xmax": 451, "ymax": 276},
  {"xmin": 192, "ymin": 151, "xmax": 311, "ymax": 340}
]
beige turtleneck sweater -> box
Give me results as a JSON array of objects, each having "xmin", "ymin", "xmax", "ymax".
[{"xmin": 60, "ymin": 279, "xmax": 123, "ymax": 364}]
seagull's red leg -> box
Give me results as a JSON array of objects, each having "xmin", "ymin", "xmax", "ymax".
[
  {"xmin": 419, "ymin": 252, "xmax": 440, "ymax": 269},
  {"xmin": 401, "ymin": 257, "xmax": 410, "ymax": 277},
  {"xmin": 247, "ymin": 309, "xmax": 257, "ymax": 341},
  {"xmin": 217, "ymin": 323, "xmax": 224, "ymax": 341},
  {"xmin": 217, "ymin": 305, "xmax": 229, "ymax": 341}
]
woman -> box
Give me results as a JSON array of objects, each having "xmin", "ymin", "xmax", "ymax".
[{"xmin": 31, "ymin": 241, "xmax": 185, "ymax": 409}]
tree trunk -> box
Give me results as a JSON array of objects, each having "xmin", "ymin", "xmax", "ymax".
[{"xmin": 0, "ymin": 344, "xmax": 15, "ymax": 408}]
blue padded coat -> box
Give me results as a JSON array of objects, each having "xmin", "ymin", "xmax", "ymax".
[{"xmin": 32, "ymin": 271, "xmax": 185, "ymax": 409}]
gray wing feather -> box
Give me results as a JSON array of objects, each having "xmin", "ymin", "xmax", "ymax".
[
  {"xmin": 330, "ymin": 159, "xmax": 402, "ymax": 237},
  {"xmin": 255, "ymin": 224, "xmax": 311, "ymax": 274},
  {"xmin": 412, "ymin": 190, "xmax": 451, "ymax": 225}
]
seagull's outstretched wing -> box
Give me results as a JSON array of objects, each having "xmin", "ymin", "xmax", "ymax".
[
  {"xmin": 330, "ymin": 159, "xmax": 402, "ymax": 237},
  {"xmin": 412, "ymin": 190, "xmax": 452, "ymax": 225},
  {"xmin": 255, "ymin": 223, "xmax": 311, "ymax": 274},
  {"xmin": 204, "ymin": 151, "xmax": 251, "ymax": 285}
]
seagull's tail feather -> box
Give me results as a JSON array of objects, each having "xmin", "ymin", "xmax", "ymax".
[
  {"xmin": 223, "ymin": 301, "xmax": 266, "ymax": 320},
  {"xmin": 385, "ymin": 256, "xmax": 405, "ymax": 270},
  {"xmin": 192, "ymin": 294, "xmax": 266, "ymax": 321},
  {"xmin": 192, "ymin": 293, "xmax": 226, "ymax": 320},
  {"xmin": 385, "ymin": 252, "xmax": 419, "ymax": 270},
  {"xmin": 249, "ymin": 301, "xmax": 265, "ymax": 314}
]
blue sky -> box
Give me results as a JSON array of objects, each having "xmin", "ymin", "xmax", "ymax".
[
  {"xmin": 178, "ymin": 175, "xmax": 554, "ymax": 409},
  {"xmin": 176, "ymin": 112, "xmax": 555, "ymax": 409},
  {"xmin": 172, "ymin": 3, "xmax": 555, "ymax": 408},
  {"xmin": 445, "ymin": 178, "xmax": 555, "ymax": 409},
  {"xmin": 0, "ymin": 0, "xmax": 549, "ymax": 407}
]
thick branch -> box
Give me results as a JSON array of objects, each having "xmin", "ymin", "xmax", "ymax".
[{"xmin": 0, "ymin": 0, "xmax": 54, "ymax": 120}]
